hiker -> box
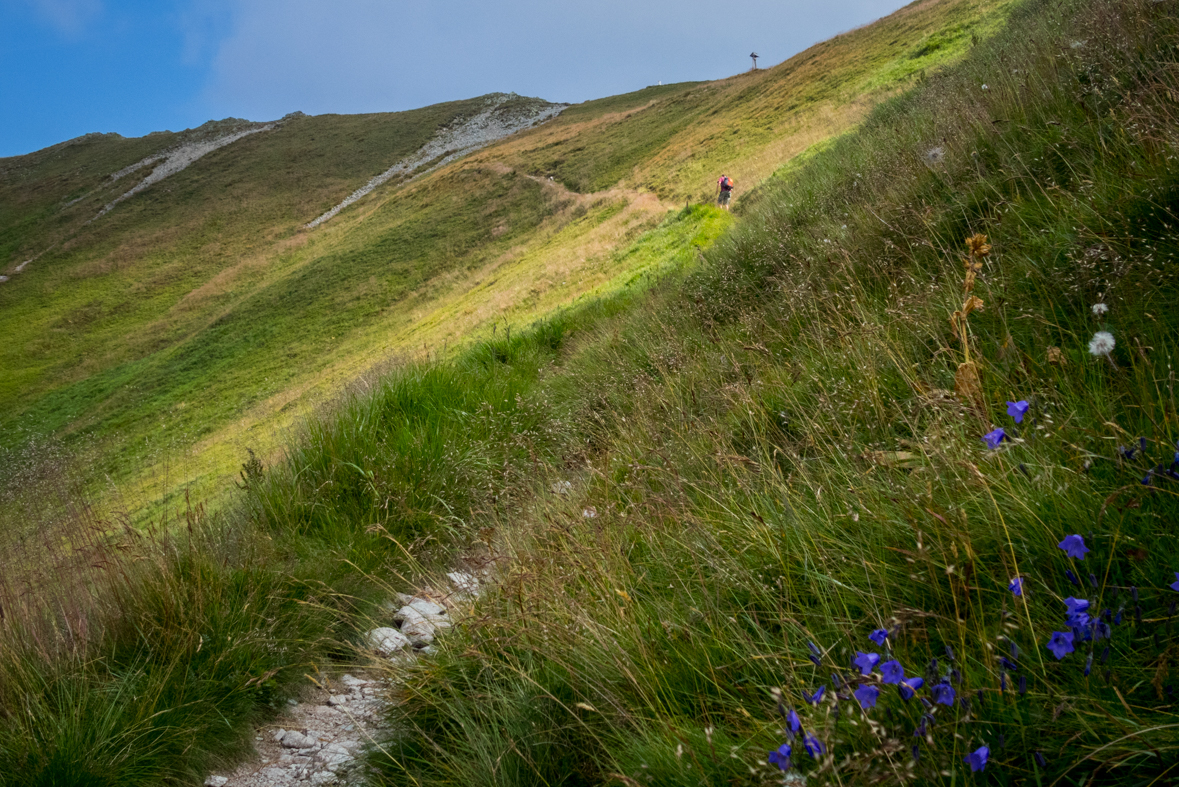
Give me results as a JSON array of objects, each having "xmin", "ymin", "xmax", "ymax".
[{"xmin": 715, "ymin": 174, "xmax": 734, "ymax": 210}]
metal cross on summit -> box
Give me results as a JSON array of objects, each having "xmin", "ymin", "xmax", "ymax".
[{"xmin": 750, "ymin": 52, "xmax": 759, "ymax": 70}]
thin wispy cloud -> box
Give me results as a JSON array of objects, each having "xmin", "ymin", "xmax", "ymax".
[
  {"xmin": 177, "ymin": 0, "xmax": 234, "ymax": 65},
  {"xmin": 200, "ymin": 0, "xmax": 902, "ymax": 120},
  {"xmin": 17, "ymin": 0, "xmax": 103, "ymax": 37}
]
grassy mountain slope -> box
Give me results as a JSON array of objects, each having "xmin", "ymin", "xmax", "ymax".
[
  {"xmin": 1, "ymin": 0, "xmax": 1012, "ymax": 514},
  {"xmin": 357, "ymin": 0, "xmax": 1179, "ymax": 782},
  {"xmin": 18, "ymin": 0, "xmax": 1179, "ymax": 783}
]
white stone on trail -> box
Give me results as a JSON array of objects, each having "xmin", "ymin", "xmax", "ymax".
[
  {"xmin": 448, "ymin": 571, "xmax": 480, "ymax": 596},
  {"xmin": 396, "ymin": 607, "xmax": 437, "ymax": 645},
  {"xmin": 404, "ymin": 598, "xmax": 448, "ymax": 618},
  {"xmin": 319, "ymin": 743, "xmax": 351, "ymax": 771},
  {"xmin": 365, "ymin": 626, "xmax": 411, "ymax": 655},
  {"xmin": 306, "ymin": 93, "xmax": 565, "ymax": 229},
  {"xmin": 396, "ymin": 601, "xmax": 451, "ymax": 646},
  {"xmin": 279, "ymin": 731, "xmax": 316, "ymax": 749},
  {"xmin": 204, "ymin": 777, "xmax": 228, "ymax": 787}
]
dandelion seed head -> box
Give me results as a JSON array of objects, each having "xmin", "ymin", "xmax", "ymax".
[{"xmin": 1089, "ymin": 331, "xmax": 1116, "ymax": 356}]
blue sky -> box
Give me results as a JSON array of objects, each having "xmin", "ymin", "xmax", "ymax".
[{"xmin": 1, "ymin": 0, "xmax": 909, "ymax": 158}]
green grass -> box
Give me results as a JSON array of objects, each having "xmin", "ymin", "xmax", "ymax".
[
  {"xmin": 0, "ymin": 0, "xmax": 1012, "ymax": 520},
  {"xmin": 8, "ymin": 0, "xmax": 1145, "ymax": 782},
  {"xmin": 342, "ymin": 0, "xmax": 1179, "ymax": 783}
]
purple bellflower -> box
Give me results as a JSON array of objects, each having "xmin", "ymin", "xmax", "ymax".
[
  {"xmin": 1059, "ymin": 534, "xmax": 1090, "ymax": 560},
  {"xmin": 854, "ymin": 684, "xmax": 880, "ymax": 709},
  {"xmin": 803, "ymin": 733, "xmax": 824, "ymax": 758},
  {"xmin": 1009, "ymin": 577, "xmax": 1024, "ymax": 596},
  {"xmin": 899, "ymin": 677, "xmax": 924, "ymax": 701},
  {"xmin": 1170, "ymin": 573, "xmax": 1179, "ymax": 593},
  {"xmin": 868, "ymin": 628, "xmax": 889, "ymax": 646},
  {"xmin": 982, "ymin": 428, "xmax": 1007, "ymax": 449},
  {"xmin": 1065, "ymin": 597, "xmax": 1090, "ymax": 614},
  {"xmin": 931, "ymin": 681, "xmax": 955, "ymax": 706},
  {"xmin": 802, "ymin": 686, "xmax": 825, "ymax": 705},
  {"xmin": 1047, "ymin": 631, "xmax": 1075, "ymax": 660},
  {"xmin": 965, "ymin": 746, "xmax": 990, "ymax": 772},
  {"xmin": 768, "ymin": 743, "xmax": 792, "ymax": 771},
  {"xmin": 853, "ymin": 651, "xmax": 881, "ymax": 675},
  {"xmin": 880, "ymin": 660, "xmax": 904, "ymax": 684},
  {"xmin": 1006, "ymin": 400, "xmax": 1030, "ymax": 423},
  {"xmin": 786, "ymin": 708, "xmax": 801, "ymax": 734}
]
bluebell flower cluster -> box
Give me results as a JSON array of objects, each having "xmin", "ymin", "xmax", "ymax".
[
  {"xmin": 769, "ymin": 630, "xmax": 991, "ymax": 774},
  {"xmin": 767, "ymin": 429, "xmax": 1179, "ymax": 777}
]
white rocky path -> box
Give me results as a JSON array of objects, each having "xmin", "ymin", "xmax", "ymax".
[
  {"xmin": 306, "ymin": 94, "xmax": 565, "ymax": 229},
  {"xmin": 203, "ymin": 571, "xmax": 483, "ymax": 787}
]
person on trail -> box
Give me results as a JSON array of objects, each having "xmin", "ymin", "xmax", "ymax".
[{"xmin": 716, "ymin": 174, "xmax": 734, "ymax": 210}]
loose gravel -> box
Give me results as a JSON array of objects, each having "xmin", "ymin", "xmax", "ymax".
[
  {"xmin": 203, "ymin": 569, "xmax": 487, "ymax": 787},
  {"xmin": 93, "ymin": 123, "xmax": 276, "ymax": 222},
  {"xmin": 306, "ymin": 94, "xmax": 565, "ymax": 229}
]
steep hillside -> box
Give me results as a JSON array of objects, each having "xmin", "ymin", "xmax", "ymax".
[
  {"xmin": 1, "ymin": 0, "xmax": 1014, "ymax": 515},
  {"xmin": 14, "ymin": 0, "xmax": 1179, "ymax": 784}
]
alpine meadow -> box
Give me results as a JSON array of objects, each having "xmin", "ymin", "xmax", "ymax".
[{"xmin": 2, "ymin": 0, "xmax": 1179, "ymax": 784}]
